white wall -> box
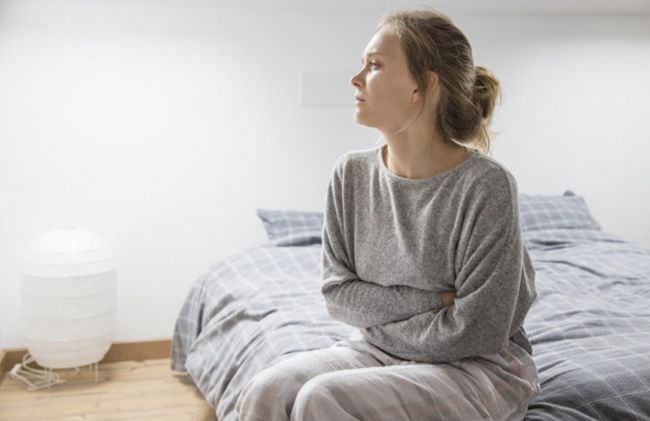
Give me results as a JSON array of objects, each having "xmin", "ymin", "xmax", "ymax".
[{"xmin": 1, "ymin": 0, "xmax": 649, "ymax": 348}]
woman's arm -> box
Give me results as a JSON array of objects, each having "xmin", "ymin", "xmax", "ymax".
[
  {"xmin": 349, "ymin": 289, "xmax": 457, "ymax": 339},
  {"xmin": 322, "ymin": 279, "xmax": 447, "ymax": 329}
]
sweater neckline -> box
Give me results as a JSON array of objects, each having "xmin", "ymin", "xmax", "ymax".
[{"xmin": 377, "ymin": 143, "xmax": 479, "ymax": 186}]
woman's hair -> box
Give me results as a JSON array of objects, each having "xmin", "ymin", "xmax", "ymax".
[{"xmin": 375, "ymin": 8, "xmax": 502, "ymax": 156}]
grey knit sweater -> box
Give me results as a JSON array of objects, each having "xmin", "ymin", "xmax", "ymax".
[{"xmin": 320, "ymin": 144, "xmax": 537, "ymax": 363}]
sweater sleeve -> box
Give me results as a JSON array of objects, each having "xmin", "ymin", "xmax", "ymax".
[
  {"xmin": 360, "ymin": 169, "xmax": 537, "ymax": 362},
  {"xmin": 320, "ymin": 159, "xmax": 444, "ymax": 329}
]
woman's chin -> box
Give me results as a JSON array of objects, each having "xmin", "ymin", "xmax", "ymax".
[
  {"xmin": 353, "ymin": 111, "xmax": 370, "ymax": 126},
  {"xmin": 354, "ymin": 119, "xmax": 376, "ymax": 130}
]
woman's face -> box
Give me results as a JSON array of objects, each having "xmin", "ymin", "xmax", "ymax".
[{"xmin": 351, "ymin": 27, "xmax": 421, "ymax": 132}]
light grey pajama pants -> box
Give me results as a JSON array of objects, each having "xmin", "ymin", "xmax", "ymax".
[{"xmin": 235, "ymin": 337, "xmax": 541, "ymax": 421}]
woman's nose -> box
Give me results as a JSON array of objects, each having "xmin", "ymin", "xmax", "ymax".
[{"xmin": 351, "ymin": 72, "xmax": 362, "ymax": 88}]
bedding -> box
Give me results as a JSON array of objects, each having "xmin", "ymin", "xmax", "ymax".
[
  {"xmin": 171, "ymin": 195, "xmax": 650, "ymax": 421},
  {"xmin": 256, "ymin": 208, "xmax": 323, "ymax": 247},
  {"xmin": 519, "ymin": 190, "xmax": 602, "ymax": 232}
]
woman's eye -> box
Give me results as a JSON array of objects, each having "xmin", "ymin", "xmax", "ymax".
[{"xmin": 369, "ymin": 62, "xmax": 379, "ymax": 69}]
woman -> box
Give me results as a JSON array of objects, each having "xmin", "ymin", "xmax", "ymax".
[{"xmin": 236, "ymin": 8, "xmax": 540, "ymax": 421}]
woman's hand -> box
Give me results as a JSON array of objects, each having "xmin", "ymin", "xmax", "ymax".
[{"xmin": 440, "ymin": 290, "xmax": 457, "ymax": 307}]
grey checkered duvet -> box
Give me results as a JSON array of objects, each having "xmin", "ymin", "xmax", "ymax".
[{"xmin": 171, "ymin": 229, "xmax": 650, "ymax": 421}]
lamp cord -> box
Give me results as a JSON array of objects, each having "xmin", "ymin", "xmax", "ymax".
[{"xmin": 9, "ymin": 352, "xmax": 66, "ymax": 391}]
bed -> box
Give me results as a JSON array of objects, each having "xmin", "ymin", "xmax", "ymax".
[{"xmin": 171, "ymin": 190, "xmax": 650, "ymax": 421}]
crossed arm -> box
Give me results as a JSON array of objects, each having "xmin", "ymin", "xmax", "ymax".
[
  {"xmin": 321, "ymin": 278, "xmax": 457, "ymax": 328},
  {"xmin": 320, "ymin": 222, "xmax": 457, "ymax": 328}
]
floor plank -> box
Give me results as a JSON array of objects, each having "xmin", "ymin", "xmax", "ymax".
[{"xmin": 0, "ymin": 358, "xmax": 217, "ymax": 421}]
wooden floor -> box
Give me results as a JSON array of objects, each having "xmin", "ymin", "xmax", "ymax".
[{"xmin": 0, "ymin": 358, "xmax": 218, "ymax": 420}]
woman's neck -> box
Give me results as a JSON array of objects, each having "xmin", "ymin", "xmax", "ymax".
[{"xmin": 382, "ymin": 138, "xmax": 470, "ymax": 180}]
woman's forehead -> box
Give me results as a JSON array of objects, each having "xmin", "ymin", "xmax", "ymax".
[{"xmin": 365, "ymin": 30, "xmax": 401, "ymax": 59}]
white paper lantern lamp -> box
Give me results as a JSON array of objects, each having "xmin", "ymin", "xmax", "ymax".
[{"xmin": 20, "ymin": 226, "xmax": 117, "ymax": 369}]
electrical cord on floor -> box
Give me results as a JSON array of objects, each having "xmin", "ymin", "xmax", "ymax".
[{"xmin": 9, "ymin": 352, "xmax": 67, "ymax": 391}]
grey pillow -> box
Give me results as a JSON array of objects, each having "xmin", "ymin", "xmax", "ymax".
[
  {"xmin": 256, "ymin": 208, "xmax": 324, "ymax": 246},
  {"xmin": 257, "ymin": 190, "xmax": 600, "ymax": 247},
  {"xmin": 518, "ymin": 190, "xmax": 601, "ymax": 232}
]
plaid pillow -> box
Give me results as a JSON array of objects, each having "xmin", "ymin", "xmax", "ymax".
[
  {"xmin": 519, "ymin": 190, "xmax": 601, "ymax": 232},
  {"xmin": 256, "ymin": 208, "xmax": 324, "ymax": 246}
]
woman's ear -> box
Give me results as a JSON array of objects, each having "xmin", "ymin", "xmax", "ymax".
[
  {"xmin": 427, "ymin": 71, "xmax": 439, "ymax": 96},
  {"xmin": 411, "ymin": 88, "xmax": 421, "ymax": 103},
  {"xmin": 411, "ymin": 71, "xmax": 440, "ymax": 104},
  {"xmin": 426, "ymin": 71, "xmax": 441, "ymax": 108}
]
